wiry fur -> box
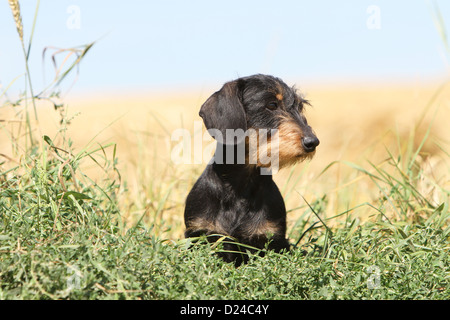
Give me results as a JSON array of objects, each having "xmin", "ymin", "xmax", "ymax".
[{"xmin": 184, "ymin": 74, "xmax": 319, "ymax": 266}]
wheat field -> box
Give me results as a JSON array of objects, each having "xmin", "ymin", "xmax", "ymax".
[
  {"xmin": 2, "ymin": 79, "xmax": 450, "ymax": 300},
  {"xmin": 1, "ymin": 81, "xmax": 449, "ymax": 239}
]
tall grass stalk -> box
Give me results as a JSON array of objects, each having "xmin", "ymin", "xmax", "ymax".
[{"xmin": 8, "ymin": 0, "xmax": 40, "ymax": 150}]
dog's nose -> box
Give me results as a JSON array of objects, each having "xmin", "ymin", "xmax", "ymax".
[{"xmin": 301, "ymin": 136, "xmax": 320, "ymax": 153}]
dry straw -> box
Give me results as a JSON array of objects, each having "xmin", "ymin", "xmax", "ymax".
[{"xmin": 8, "ymin": 0, "xmax": 24, "ymax": 42}]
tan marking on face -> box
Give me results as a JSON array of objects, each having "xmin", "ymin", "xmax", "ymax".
[
  {"xmin": 244, "ymin": 113, "xmax": 316, "ymax": 169},
  {"xmin": 276, "ymin": 119, "xmax": 315, "ymax": 168},
  {"xmin": 276, "ymin": 93, "xmax": 283, "ymax": 101},
  {"xmin": 245, "ymin": 129, "xmax": 274, "ymax": 168}
]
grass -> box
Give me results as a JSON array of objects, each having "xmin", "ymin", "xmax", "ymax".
[
  {"xmin": 0, "ymin": 2, "xmax": 449, "ymax": 300},
  {"xmin": 1, "ymin": 182, "xmax": 448, "ymax": 299}
]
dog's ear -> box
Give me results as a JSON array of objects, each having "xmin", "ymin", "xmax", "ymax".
[{"xmin": 199, "ymin": 80, "xmax": 247, "ymax": 145}]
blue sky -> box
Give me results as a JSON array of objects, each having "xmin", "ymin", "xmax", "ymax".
[{"xmin": 1, "ymin": 0, "xmax": 449, "ymax": 95}]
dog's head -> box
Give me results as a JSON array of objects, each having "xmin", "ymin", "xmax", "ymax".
[{"xmin": 200, "ymin": 74, "xmax": 319, "ymax": 168}]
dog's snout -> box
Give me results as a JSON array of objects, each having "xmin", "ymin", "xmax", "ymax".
[{"xmin": 301, "ymin": 136, "xmax": 320, "ymax": 153}]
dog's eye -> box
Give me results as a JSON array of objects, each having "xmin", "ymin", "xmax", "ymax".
[
  {"xmin": 267, "ymin": 102, "xmax": 278, "ymax": 111},
  {"xmin": 298, "ymin": 99, "xmax": 310, "ymax": 113}
]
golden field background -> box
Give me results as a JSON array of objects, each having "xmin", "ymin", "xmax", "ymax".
[{"xmin": 1, "ymin": 81, "xmax": 449, "ymax": 239}]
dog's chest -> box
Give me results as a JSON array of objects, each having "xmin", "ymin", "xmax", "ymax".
[{"xmin": 218, "ymin": 181, "xmax": 284, "ymax": 227}]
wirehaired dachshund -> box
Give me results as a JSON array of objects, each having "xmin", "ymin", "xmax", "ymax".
[{"xmin": 184, "ymin": 74, "xmax": 319, "ymax": 266}]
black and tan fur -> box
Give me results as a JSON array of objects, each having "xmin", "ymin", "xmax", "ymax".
[{"xmin": 184, "ymin": 74, "xmax": 319, "ymax": 266}]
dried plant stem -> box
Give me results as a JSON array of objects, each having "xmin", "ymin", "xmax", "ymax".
[{"xmin": 8, "ymin": 0, "xmax": 41, "ymax": 148}]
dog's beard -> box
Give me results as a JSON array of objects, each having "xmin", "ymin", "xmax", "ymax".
[{"xmin": 245, "ymin": 123, "xmax": 315, "ymax": 170}]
